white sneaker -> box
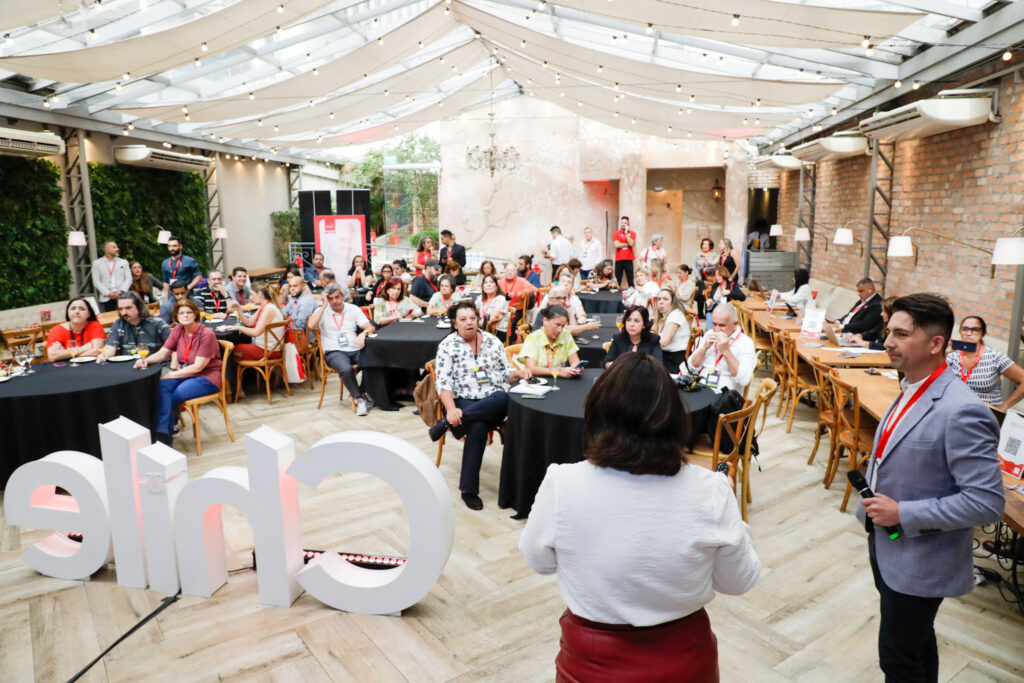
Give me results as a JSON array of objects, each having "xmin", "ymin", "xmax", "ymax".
[{"xmin": 356, "ymin": 398, "xmax": 368, "ymax": 416}]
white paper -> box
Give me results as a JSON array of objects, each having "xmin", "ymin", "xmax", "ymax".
[
  {"xmin": 510, "ymin": 383, "xmax": 553, "ymax": 396},
  {"xmin": 800, "ymin": 308, "xmax": 826, "ymax": 339}
]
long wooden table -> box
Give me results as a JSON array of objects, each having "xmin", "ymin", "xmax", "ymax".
[
  {"xmin": 796, "ymin": 337, "xmax": 892, "ymax": 369},
  {"xmin": 752, "ymin": 310, "xmax": 803, "ymax": 334},
  {"xmin": 741, "ymin": 296, "xmax": 768, "ymax": 312}
]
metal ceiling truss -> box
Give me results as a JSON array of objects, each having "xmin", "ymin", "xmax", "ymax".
[{"xmin": 59, "ymin": 127, "xmax": 97, "ymax": 298}]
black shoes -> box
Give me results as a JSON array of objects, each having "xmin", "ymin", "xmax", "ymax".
[
  {"xmin": 461, "ymin": 492, "xmax": 483, "ymax": 510},
  {"xmin": 428, "ymin": 419, "xmax": 449, "ymax": 442}
]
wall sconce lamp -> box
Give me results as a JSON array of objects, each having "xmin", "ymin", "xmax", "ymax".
[
  {"xmin": 67, "ymin": 229, "xmax": 87, "ymax": 247},
  {"xmin": 156, "ymin": 227, "xmax": 172, "ymax": 244},
  {"xmin": 886, "ymin": 226, "xmax": 1024, "ymax": 277}
]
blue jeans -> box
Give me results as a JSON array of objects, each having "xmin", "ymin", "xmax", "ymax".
[
  {"xmin": 451, "ymin": 392, "xmax": 509, "ymax": 494},
  {"xmin": 156, "ymin": 376, "xmax": 218, "ymax": 438}
]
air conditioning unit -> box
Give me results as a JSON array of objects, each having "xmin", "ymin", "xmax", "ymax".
[
  {"xmin": 791, "ymin": 130, "xmax": 868, "ymax": 162},
  {"xmin": 859, "ymin": 89, "xmax": 998, "ymax": 142},
  {"xmin": 114, "ymin": 145, "xmax": 212, "ymax": 172},
  {"xmin": 0, "ymin": 126, "xmax": 65, "ymax": 158},
  {"xmin": 753, "ymin": 155, "xmax": 802, "ymax": 171}
]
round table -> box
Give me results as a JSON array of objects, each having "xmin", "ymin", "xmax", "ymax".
[
  {"xmin": 498, "ymin": 371, "xmax": 714, "ymax": 517},
  {"xmin": 0, "ymin": 361, "xmax": 163, "ymax": 488},
  {"xmin": 574, "ymin": 313, "xmax": 620, "ymax": 366},
  {"xmin": 359, "ymin": 318, "xmax": 453, "ymax": 410},
  {"xmin": 578, "ymin": 290, "xmax": 625, "ymax": 315}
]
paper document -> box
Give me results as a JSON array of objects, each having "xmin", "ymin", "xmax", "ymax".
[{"xmin": 510, "ymin": 383, "xmax": 554, "ymax": 396}]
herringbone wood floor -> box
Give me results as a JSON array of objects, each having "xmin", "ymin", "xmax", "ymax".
[{"xmin": 1, "ymin": 368, "xmax": 1022, "ymax": 682}]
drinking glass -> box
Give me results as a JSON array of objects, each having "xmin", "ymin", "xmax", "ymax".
[
  {"xmin": 137, "ymin": 347, "xmax": 150, "ymax": 360},
  {"xmin": 551, "ymin": 362, "xmax": 562, "ymax": 391},
  {"xmin": 15, "ymin": 345, "xmax": 33, "ymax": 375}
]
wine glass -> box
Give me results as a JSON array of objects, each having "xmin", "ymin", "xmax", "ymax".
[
  {"xmin": 551, "ymin": 361, "xmax": 562, "ymax": 391},
  {"xmin": 69, "ymin": 345, "xmax": 80, "ymax": 366},
  {"xmin": 14, "ymin": 344, "xmax": 33, "ymax": 375},
  {"xmin": 137, "ymin": 347, "xmax": 150, "ymax": 361}
]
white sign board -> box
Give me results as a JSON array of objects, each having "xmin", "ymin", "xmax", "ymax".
[
  {"xmin": 315, "ymin": 214, "xmax": 366, "ymax": 274},
  {"xmin": 998, "ymin": 410, "xmax": 1024, "ymax": 478},
  {"xmin": 800, "ymin": 308, "xmax": 826, "ymax": 339}
]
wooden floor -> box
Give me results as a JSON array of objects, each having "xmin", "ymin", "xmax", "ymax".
[{"xmin": 1, "ymin": 369, "xmax": 1022, "ymax": 682}]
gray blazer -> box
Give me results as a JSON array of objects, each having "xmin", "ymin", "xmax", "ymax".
[{"xmin": 857, "ymin": 369, "xmax": 1004, "ymax": 598}]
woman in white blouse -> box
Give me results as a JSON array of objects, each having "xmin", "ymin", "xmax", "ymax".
[
  {"xmin": 653, "ymin": 287, "xmax": 691, "ymax": 374},
  {"xmin": 520, "ymin": 352, "xmax": 760, "ymax": 681},
  {"xmin": 773, "ymin": 268, "xmax": 812, "ymax": 310}
]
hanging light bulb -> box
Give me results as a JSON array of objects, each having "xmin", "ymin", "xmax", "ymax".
[
  {"xmin": 201, "ymin": 41, "xmax": 208, "ymax": 52},
  {"xmin": 1003, "ymin": 49, "xmax": 1013, "ymax": 61},
  {"xmin": 257, "ymin": 119, "xmax": 263, "ymax": 126},
  {"xmin": 865, "ymin": 43, "xmax": 873, "ymax": 56},
  {"xmin": 894, "ymin": 79, "xmax": 902, "ymax": 88},
  {"xmin": 645, "ymin": 23, "xmax": 653, "ymax": 34},
  {"xmin": 42, "ymin": 99, "xmax": 50, "ymax": 108},
  {"xmin": 276, "ymin": 3, "xmax": 284, "ymax": 13},
  {"xmin": 194, "ymin": 57, "xmax": 201, "ymax": 67},
  {"xmin": 731, "ymin": 14, "xmax": 740, "ymax": 26},
  {"xmin": 181, "ymin": 105, "xmax": 189, "ymax": 114},
  {"xmin": 689, "ymin": 94, "xmax": 695, "ymax": 103},
  {"xmin": 861, "ymin": 36, "xmax": 871, "ymax": 48},
  {"xmin": 377, "ymin": 37, "xmax": 384, "ymax": 45},
  {"xmin": 912, "ymin": 80, "xmax": 920, "ymax": 89},
  {"xmin": 312, "ymin": 68, "xmax": 318, "ymax": 76}
]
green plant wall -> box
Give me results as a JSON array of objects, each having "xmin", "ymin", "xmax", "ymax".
[
  {"xmin": 88, "ymin": 163, "xmax": 209, "ymax": 278},
  {"xmin": 0, "ymin": 156, "xmax": 71, "ymax": 308}
]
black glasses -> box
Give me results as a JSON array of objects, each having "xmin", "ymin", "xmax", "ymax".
[{"xmin": 960, "ymin": 326, "xmax": 982, "ymax": 333}]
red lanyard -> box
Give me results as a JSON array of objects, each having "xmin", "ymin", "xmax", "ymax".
[
  {"xmin": 387, "ymin": 300, "xmax": 398, "ymax": 316},
  {"xmin": 481, "ymin": 297, "xmax": 493, "ymax": 317},
  {"xmin": 427, "ymin": 279, "xmax": 439, "ymax": 293},
  {"xmin": 253, "ymin": 305, "xmax": 265, "ymax": 324},
  {"xmin": 713, "ymin": 329, "xmax": 742, "ymax": 368},
  {"xmin": 169, "ymin": 257, "xmax": 182, "ymax": 279},
  {"xmin": 211, "ymin": 293, "xmax": 223, "ymax": 311},
  {"xmin": 849, "ymin": 300, "xmax": 868, "ymax": 316},
  {"xmin": 106, "ymin": 260, "xmax": 116, "ymax": 279},
  {"xmin": 546, "ymin": 343, "xmax": 561, "ymax": 369},
  {"xmin": 331, "ymin": 311, "xmax": 346, "ymax": 332},
  {"xmin": 958, "ymin": 345, "xmax": 983, "ymax": 382},
  {"xmin": 181, "ymin": 328, "xmax": 197, "ymax": 364},
  {"xmin": 236, "ymin": 290, "xmax": 246, "ymax": 304},
  {"xmin": 442, "ymin": 295, "xmax": 451, "ymax": 308},
  {"xmin": 875, "ymin": 363, "xmax": 946, "ymax": 459}
]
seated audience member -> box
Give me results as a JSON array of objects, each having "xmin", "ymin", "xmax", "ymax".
[
  {"xmin": 476, "ymin": 273, "xmax": 509, "ymax": 339},
  {"xmin": 98, "ymin": 292, "xmax": 171, "ymax": 362},
  {"xmin": 519, "ymin": 306, "xmax": 584, "ymax": 378},
  {"xmin": 160, "ymin": 280, "xmax": 192, "ymax": 323},
  {"xmin": 429, "ymin": 301, "xmax": 532, "ymax": 510},
  {"xmin": 392, "ymin": 259, "xmax": 413, "ymax": 284},
  {"xmin": 585, "ymin": 259, "xmax": 616, "ymax": 290},
  {"xmin": 603, "ymin": 305, "xmax": 663, "ymax": 367},
  {"xmin": 224, "ymin": 266, "xmax": 251, "ymax": 306},
  {"xmin": 369, "ymin": 263, "xmax": 394, "ymax": 302},
  {"xmin": 653, "ymin": 288, "xmax": 691, "ymax": 374},
  {"xmin": 773, "ymin": 268, "xmax": 812, "ymax": 310},
  {"xmin": 427, "ymin": 275, "xmax": 462, "ymax": 317},
  {"xmin": 129, "ymin": 261, "xmax": 162, "ymax": 304},
  {"xmin": 307, "ymin": 283, "xmax": 375, "ymax": 416},
  {"xmin": 191, "ymin": 270, "xmax": 231, "ymax": 318},
  {"xmin": 499, "ymin": 261, "xmax": 538, "ymax": 315},
  {"xmin": 945, "ymin": 315, "xmax": 1024, "ymax": 411},
  {"xmin": 373, "ymin": 277, "xmax": 421, "ymax": 324},
  {"xmin": 303, "ymin": 252, "xmax": 329, "ymax": 289},
  {"xmin": 837, "ymin": 277, "xmax": 883, "ymax": 340},
  {"xmin": 553, "ymin": 259, "xmax": 583, "ymax": 292},
  {"xmin": 518, "ymin": 254, "xmax": 542, "ymax": 287},
  {"xmin": 676, "ymin": 264, "xmax": 696, "ymax": 308},
  {"xmin": 623, "ymin": 268, "xmax": 660, "ymax": 309},
  {"xmin": 134, "ymin": 297, "xmax": 222, "ymax": 446},
  {"xmin": 226, "ymin": 282, "xmax": 285, "ymax": 364},
  {"xmin": 318, "ymin": 269, "xmax": 344, "ymax": 300},
  {"xmin": 649, "ymin": 258, "xmax": 672, "ymax": 290},
  {"xmin": 409, "ymin": 259, "xmax": 442, "ymax": 313},
  {"xmin": 845, "ymin": 296, "xmax": 895, "ymax": 351},
  {"xmin": 444, "ymin": 260, "xmax": 467, "ymax": 287},
  {"xmin": 282, "ymin": 270, "xmax": 317, "ymax": 332},
  {"xmin": 534, "ymin": 286, "xmax": 598, "ymax": 335},
  {"xmin": 519, "ymin": 352, "xmax": 760, "ymax": 681},
  {"xmin": 706, "ymin": 265, "xmax": 746, "ymax": 326},
  {"xmin": 476, "ymin": 260, "xmax": 498, "ymax": 285},
  {"xmin": 347, "ymin": 255, "xmax": 375, "ymax": 305},
  {"xmin": 46, "ymin": 298, "xmax": 106, "ymax": 361},
  {"xmin": 686, "ymin": 304, "xmax": 756, "ymax": 394}
]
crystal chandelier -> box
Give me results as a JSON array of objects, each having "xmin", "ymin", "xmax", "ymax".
[
  {"xmin": 466, "ymin": 112, "xmax": 519, "ymax": 177},
  {"xmin": 465, "ymin": 60, "xmax": 518, "ymax": 177}
]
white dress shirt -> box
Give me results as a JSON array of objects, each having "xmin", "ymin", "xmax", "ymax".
[
  {"xmin": 520, "ymin": 460, "xmax": 760, "ymax": 626},
  {"xmin": 548, "ymin": 235, "xmax": 574, "ymax": 266},
  {"xmin": 685, "ymin": 329, "xmax": 757, "ymax": 393},
  {"xmin": 578, "ymin": 238, "xmax": 603, "ymax": 271},
  {"xmin": 779, "ymin": 284, "xmax": 812, "ymax": 310}
]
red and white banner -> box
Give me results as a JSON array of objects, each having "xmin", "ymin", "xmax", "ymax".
[{"xmin": 314, "ymin": 215, "xmax": 366, "ymax": 274}]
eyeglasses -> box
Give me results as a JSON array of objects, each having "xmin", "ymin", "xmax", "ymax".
[
  {"xmin": 960, "ymin": 326, "xmax": 982, "ymax": 333},
  {"xmin": 549, "ymin": 296, "xmax": 567, "ymax": 301}
]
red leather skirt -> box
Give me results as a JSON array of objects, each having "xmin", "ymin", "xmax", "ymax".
[{"xmin": 555, "ymin": 608, "xmax": 719, "ymax": 683}]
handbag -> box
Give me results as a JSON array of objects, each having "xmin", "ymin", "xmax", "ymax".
[
  {"xmin": 289, "ymin": 327, "xmax": 309, "ymax": 353},
  {"xmin": 284, "ymin": 335, "xmax": 306, "ymax": 384}
]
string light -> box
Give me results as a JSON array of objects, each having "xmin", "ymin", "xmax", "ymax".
[
  {"xmin": 861, "ymin": 36, "xmax": 871, "ymax": 48},
  {"xmin": 42, "ymin": 99, "xmax": 50, "ymax": 108},
  {"xmin": 249, "ymin": 92, "xmax": 255, "ymax": 99},
  {"xmin": 1003, "ymin": 49, "xmax": 1013, "ymax": 61},
  {"xmin": 377, "ymin": 37, "xmax": 383, "ymax": 45},
  {"xmin": 201, "ymin": 41, "xmax": 208, "ymax": 52},
  {"xmin": 645, "ymin": 23, "xmax": 653, "ymax": 34},
  {"xmin": 894, "ymin": 79, "xmax": 902, "ymax": 88},
  {"xmin": 122, "ymin": 71, "xmax": 130, "ymax": 80},
  {"xmin": 865, "ymin": 43, "xmax": 873, "ymax": 57},
  {"xmin": 194, "ymin": 57, "xmax": 202, "ymax": 67},
  {"xmin": 912, "ymin": 80, "xmax": 920, "ymax": 90},
  {"xmin": 689, "ymin": 94, "xmax": 695, "ymax": 103},
  {"xmin": 181, "ymin": 105, "xmax": 189, "ymax": 114},
  {"xmin": 731, "ymin": 14, "xmax": 740, "ymax": 27},
  {"xmin": 276, "ymin": 4, "xmax": 284, "ymax": 13},
  {"xmin": 257, "ymin": 119, "xmax": 263, "ymax": 126},
  {"xmin": 312, "ymin": 68, "xmax": 318, "ymax": 76}
]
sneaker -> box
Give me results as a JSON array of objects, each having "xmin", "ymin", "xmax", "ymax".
[
  {"xmin": 363, "ymin": 393, "xmax": 375, "ymax": 408},
  {"xmin": 356, "ymin": 398, "xmax": 368, "ymax": 416},
  {"xmin": 172, "ymin": 426, "xmax": 181, "ymax": 437}
]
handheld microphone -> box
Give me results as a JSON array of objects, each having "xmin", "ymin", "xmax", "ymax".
[{"xmin": 847, "ymin": 471, "xmax": 901, "ymax": 540}]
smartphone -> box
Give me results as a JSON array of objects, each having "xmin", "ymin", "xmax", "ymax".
[
  {"xmin": 572, "ymin": 360, "xmax": 589, "ymax": 370},
  {"xmin": 951, "ymin": 340, "xmax": 977, "ymax": 353}
]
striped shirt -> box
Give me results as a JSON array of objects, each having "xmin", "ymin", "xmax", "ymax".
[{"xmin": 945, "ymin": 346, "xmax": 1013, "ymax": 404}]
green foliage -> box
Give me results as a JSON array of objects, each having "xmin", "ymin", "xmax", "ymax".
[
  {"xmin": 271, "ymin": 208, "xmax": 300, "ymax": 266},
  {"xmin": 88, "ymin": 163, "xmax": 209, "ymax": 277},
  {"xmin": 0, "ymin": 157, "xmax": 71, "ymax": 308},
  {"xmin": 345, "ymin": 151, "xmax": 385, "ymax": 234},
  {"xmin": 409, "ymin": 230, "xmax": 439, "ymax": 250}
]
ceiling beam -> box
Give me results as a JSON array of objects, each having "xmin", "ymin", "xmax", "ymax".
[{"xmin": 882, "ymin": 0, "xmax": 983, "ymax": 23}]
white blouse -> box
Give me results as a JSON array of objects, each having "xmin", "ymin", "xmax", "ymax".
[
  {"xmin": 520, "ymin": 461, "xmax": 760, "ymax": 626},
  {"xmin": 780, "ymin": 283, "xmax": 812, "ymax": 309}
]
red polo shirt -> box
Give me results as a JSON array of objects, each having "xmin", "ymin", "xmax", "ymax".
[{"xmin": 613, "ymin": 229, "xmax": 636, "ymax": 261}]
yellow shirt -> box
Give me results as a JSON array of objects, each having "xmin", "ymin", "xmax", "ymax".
[{"xmin": 519, "ymin": 327, "xmax": 579, "ymax": 368}]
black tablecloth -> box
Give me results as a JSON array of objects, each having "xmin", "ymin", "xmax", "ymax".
[
  {"xmin": 574, "ymin": 313, "xmax": 620, "ymax": 366},
  {"xmin": 0, "ymin": 362, "xmax": 163, "ymax": 488},
  {"xmin": 498, "ymin": 374, "xmax": 715, "ymax": 517},
  {"xmin": 578, "ymin": 290, "xmax": 624, "ymax": 314},
  {"xmin": 360, "ymin": 319, "xmax": 453, "ymax": 410}
]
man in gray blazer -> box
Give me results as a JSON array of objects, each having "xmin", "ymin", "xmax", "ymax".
[{"xmin": 857, "ymin": 293, "xmax": 1004, "ymax": 682}]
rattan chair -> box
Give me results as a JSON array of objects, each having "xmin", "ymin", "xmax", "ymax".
[{"xmin": 181, "ymin": 340, "xmax": 236, "ymax": 456}]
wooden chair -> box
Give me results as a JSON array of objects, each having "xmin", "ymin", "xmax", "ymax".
[
  {"xmin": 767, "ymin": 328, "xmax": 789, "ymax": 421},
  {"xmin": 516, "ymin": 320, "xmax": 532, "ymax": 345},
  {"xmin": 2, "ymin": 327, "xmax": 44, "ymax": 364},
  {"xmin": 181, "ymin": 340, "xmax": 236, "ymax": 456},
  {"xmin": 505, "ymin": 343, "xmax": 524, "ymax": 369},
  {"xmin": 425, "ymin": 360, "xmax": 504, "ymax": 468},
  {"xmin": 314, "ymin": 329, "xmax": 358, "ymax": 413},
  {"xmin": 807, "ymin": 358, "xmax": 840, "ymax": 468},
  {"xmin": 779, "ymin": 333, "xmax": 819, "ymax": 433},
  {"xmin": 827, "ymin": 373, "xmax": 879, "ymax": 512},
  {"xmin": 689, "ymin": 400, "xmax": 757, "ymax": 521},
  {"xmin": 234, "ymin": 320, "xmax": 291, "ymax": 405},
  {"xmin": 295, "ymin": 327, "xmax": 319, "ymax": 389}
]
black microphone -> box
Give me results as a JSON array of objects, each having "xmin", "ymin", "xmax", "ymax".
[
  {"xmin": 847, "ymin": 471, "xmax": 901, "ymax": 540},
  {"xmin": 715, "ymin": 462, "xmax": 731, "ymax": 474}
]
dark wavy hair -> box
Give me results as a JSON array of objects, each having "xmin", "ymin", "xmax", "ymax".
[
  {"xmin": 584, "ymin": 353, "xmax": 689, "ymax": 476},
  {"xmin": 794, "ymin": 268, "xmax": 810, "ymax": 289},
  {"xmin": 448, "ymin": 299, "xmax": 479, "ymax": 324},
  {"xmin": 892, "ymin": 293, "xmax": 954, "ymax": 347},
  {"xmin": 618, "ymin": 305, "xmax": 653, "ymax": 343}
]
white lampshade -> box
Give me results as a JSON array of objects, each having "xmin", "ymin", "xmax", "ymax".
[
  {"xmin": 157, "ymin": 230, "xmax": 172, "ymax": 244},
  {"xmin": 67, "ymin": 230, "xmax": 87, "ymax": 247},
  {"xmin": 991, "ymin": 237, "xmax": 1024, "ymax": 265},
  {"xmin": 213, "ymin": 227, "xmax": 228, "ymax": 240},
  {"xmin": 833, "ymin": 228, "xmax": 854, "ymax": 245},
  {"xmin": 888, "ymin": 235, "xmax": 914, "ymax": 258},
  {"xmin": 769, "ymin": 223, "xmax": 783, "ymax": 236},
  {"xmin": 794, "ymin": 227, "xmax": 811, "ymax": 242}
]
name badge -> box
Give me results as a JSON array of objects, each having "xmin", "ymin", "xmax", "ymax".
[
  {"xmin": 473, "ymin": 366, "xmax": 491, "ymax": 385},
  {"xmin": 337, "ymin": 334, "xmax": 349, "ymax": 347},
  {"xmin": 703, "ymin": 371, "xmax": 722, "ymax": 389}
]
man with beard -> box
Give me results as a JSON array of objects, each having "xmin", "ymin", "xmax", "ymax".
[
  {"xmin": 97, "ymin": 291, "xmax": 170, "ymax": 362},
  {"xmin": 161, "ymin": 235, "xmax": 201, "ymax": 297}
]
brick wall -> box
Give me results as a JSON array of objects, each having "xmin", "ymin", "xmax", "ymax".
[{"xmin": 775, "ymin": 69, "xmax": 1024, "ymax": 343}]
